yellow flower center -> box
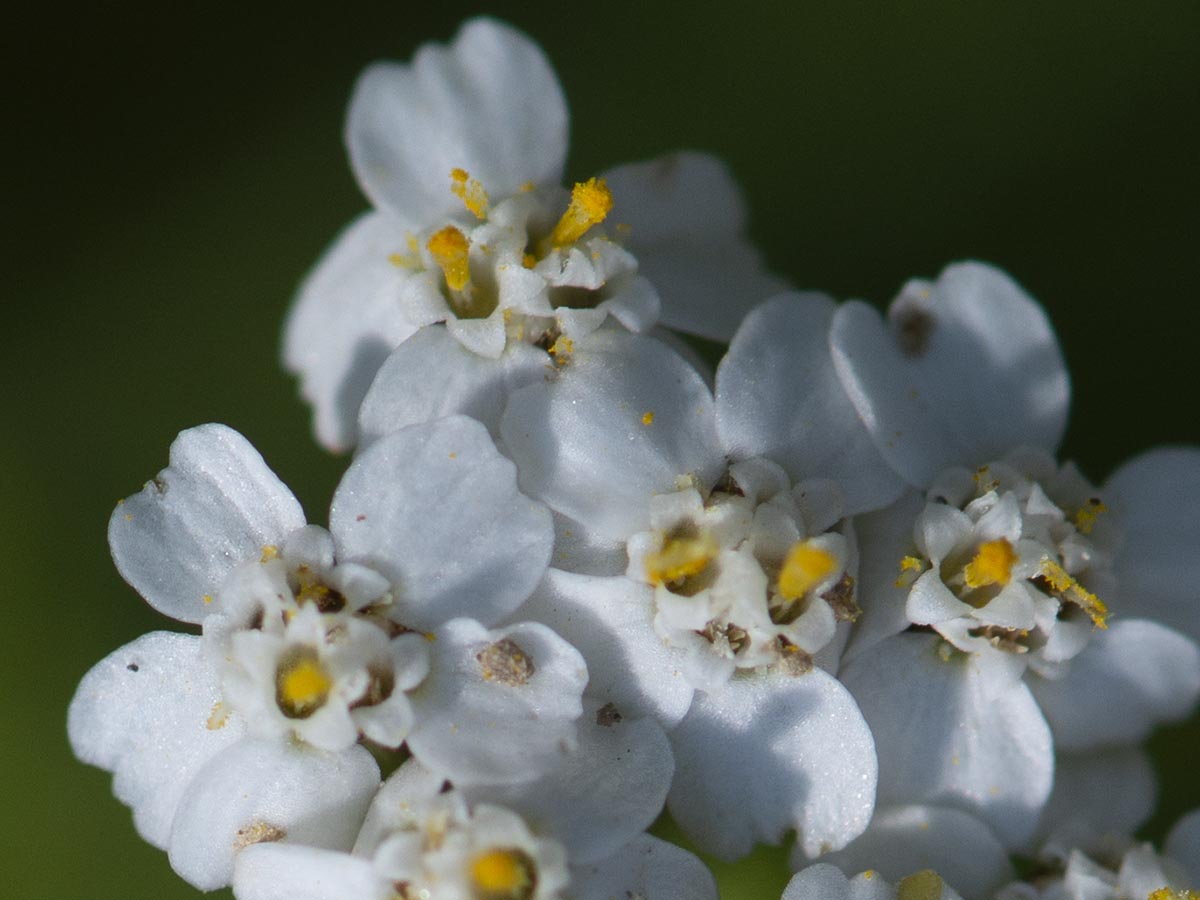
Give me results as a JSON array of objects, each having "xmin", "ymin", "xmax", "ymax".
[
  {"xmin": 777, "ymin": 540, "xmax": 837, "ymax": 601},
  {"xmin": 469, "ymin": 848, "xmax": 536, "ymax": 900},
  {"xmin": 645, "ymin": 524, "xmax": 718, "ymax": 589},
  {"xmin": 275, "ymin": 649, "xmax": 332, "ymax": 719},
  {"xmin": 962, "ymin": 538, "xmax": 1016, "ymax": 589}
]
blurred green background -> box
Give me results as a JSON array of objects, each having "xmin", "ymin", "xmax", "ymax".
[{"xmin": 6, "ymin": 1, "xmax": 1199, "ymax": 896}]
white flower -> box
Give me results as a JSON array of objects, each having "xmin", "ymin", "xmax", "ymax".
[{"xmin": 285, "ymin": 17, "xmax": 784, "ymax": 450}]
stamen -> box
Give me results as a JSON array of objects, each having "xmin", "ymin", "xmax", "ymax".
[
  {"xmin": 645, "ymin": 525, "xmax": 718, "ymax": 588},
  {"xmin": 895, "ymin": 555, "xmax": 927, "ymax": 588},
  {"xmin": 1073, "ymin": 497, "xmax": 1107, "ymax": 534},
  {"xmin": 427, "ymin": 226, "xmax": 472, "ymax": 292},
  {"xmin": 470, "ymin": 848, "xmax": 536, "ymax": 899},
  {"xmin": 275, "ymin": 648, "xmax": 332, "ymax": 719},
  {"xmin": 1038, "ymin": 559, "xmax": 1108, "ymax": 628},
  {"xmin": 777, "ymin": 540, "xmax": 837, "ymax": 601},
  {"xmin": 450, "ymin": 168, "xmax": 489, "ymax": 219},
  {"xmin": 963, "ymin": 539, "xmax": 1016, "ymax": 589},
  {"xmin": 548, "ymin": 177, "xmax": 613, "ymax": 248}
]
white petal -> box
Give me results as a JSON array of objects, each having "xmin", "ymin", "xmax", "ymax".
[
  {"xmin": 347, "ymin": 18, "xmax": 567, "ymax": 222},
  {"xmin": 668, "ymin": 670, "xmax": 877, "ymax": 861},
  {"xmin": 407, "ymin": 618, "xmax": 587, "ymax": 785},
  {"xmin": 812, "ymin": 804, "xmax": 1014, "ymax": 899},
  {"xmin": 569, "ymin": 834, "xmax": 718, "ymax": 900},
  {"xmin": 331, "ymin": 416, "xmax": 553, "ymax": 629},
  {"xmin": 109, "ymin": 425, "xmax": 306, "ymax": 623},
  {"xmin": 839, "ymin": 633, "xmax": 1053, "ymax": 848},
  {"xmin": 907, "ymin": 569, "xmax": 975, "ymax": 625},
  {"xmin": 168, "ymin": 738, "xmax": 380, "ymax": 891},
  {"xmin": 1104, "ymin": 447, "xmax": 1200, "ymax": 643},
  {"xmin": 515, "ymin": 569, "xmax": 694, "ymax": 728},
  {"xmin": 549, "ymin": 511, "xmax": 628, "ymax": 575},
  {"xmin": 783, "ymin": 863, "xmax": 897, "ymax": 900},
  {"xmin": 1034, "ymin": 748, "xmax": 1157, "ymax": 854},
  {"xmin": 353, "ymin": 760, "xmax": 448, "ymax": 856},
  {"xmin": 1029, "ymin": 618, "xmax": 1200, "ymax": 751},
  {"xmin": 501, "ymin": 329, "xmax": 724, "ymax": 542},
  {"xmin": 67, "ymin": 632, "xmax": 245, "ymax": 848},
  {"xmin": 357, "ymin": 326, "xmax": 548, "ymax": 447},
  {"xmin": 1166, "ymin": 809, "xmax": 1200, "ymax": 883},
  {"xmin": 233, "ymin": 844, "xmax": 391, "ymax": 900},
  {"xmin": 600, "ymin": 152, "xmax": 787, "ymax": 341},
  {"xmin": 716, "ymin": 294, "xmax": 905, "ymax": 514},
  {"xmin": 462, "ymin": 699, "xmax": 673, "ymax": 864},
  {"xmin": 283, "ymin": 211, "xmax": 419, "ymax": 452},
  {"xmin": 830, "ymin": 262, "xmax": 1069, "ymax": 487}
]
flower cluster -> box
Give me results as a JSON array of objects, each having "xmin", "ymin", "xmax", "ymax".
[{"xmin": 70, "ymin": 17, "xmax": 1200, "ymax": 900}]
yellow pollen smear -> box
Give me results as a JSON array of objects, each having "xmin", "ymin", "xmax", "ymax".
[
  {"xmin": 1148, "ymin": 890, "xmax": 1200, "ymax": 900},
  {"xmin": 1074, "ymin": 498, "xmax": 1107, "ymax": 535},
  {"xmin": 645, "ymin": 530, "xmax": 718, "ymax": 587},
  {"xmin": 642, "ymin": 411, "xmax": 655, "ymax": 426},
  {"xmin": 895, "ymin": 555, "xmax": 927, "ymax": 587},
  {"xmin": 470, "ymin": 849, "xmax": 531, "ymax": 896},
  {"xmin": 778, "ymin": 541, "xmax": 837, "ymax": 601},
  {"xmin": 427, "ymin": 226, "xmax": 472, "ymax": 292},
  {"xmin": 450, "ymin": 168, "xmax": 490, "ymax": 219},
  {"xmin": 897, "ymin": 870, "xmax": 946, "ymax": 900},
  {"xmin": 277, "ymin": 654, "xmax": 332, "ymax": 717},
  {"xmin": 1039, "ymin": 559, "xmax": 1109, "ymax": 628},
  {"xmin": 260, "ymin": 545, "xmax": 280, "ymax": 563},
  {"xmin": 547, "ymin": 335, "xmax": 574, "ymax": 366},
  {"xmin": 963, "ymin": 539, "xmax": 1016, "ymax": 589},
  {"xmin": 548, "ymin": 177, "xmax": 613, "ymax": 247}
]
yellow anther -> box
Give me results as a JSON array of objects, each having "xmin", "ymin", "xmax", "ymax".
[
  {"xmin": 470, "ymin": 848, "xmax": 534, "ymax": 898},
  {"xmin": 777, "ymin": 540, "xmax": 838, "ymax": 601},
  {"xmin": 427, "ymin": 226, "xmax": 472, "ymax": 292},
  {"xmin": 963, "ymin": 539, "xmax": 1016, "ymax": 589},
  {"xmin": 897, "ymin": 870, "xmax": 946, "ymax": 900},
  {"xmin": 547, "ymin": 335, "xmax": 574, "ymax": 366},
  {"xmin": 260, "ymin": 545, "xmax": 280, "ymax": 563},
  {"xmin": 521, "ymin": 252, "xmax": 537, "ymax": 269},
  {"xmin": 275, "ymin": 650, "xmax": 332, "ymax": 719},
  {"xmin": 641, "ymin": 411, "xmax": 655, "ymax": 426},
  {"xmin": 645, "ymin": 527, "xmax": 718, "ymax": 587},
  {"xmin": 548, "ymin": 177, "xmax": 613, "ymax": 247},
  {"xmin": 896, "ymin": 555, "xmax": 927, "ymax": 587},
  {"xmin": 1074, "ymin": 498, "xmax": 1107, "ymax": 535},
  {"xmin": 450, "ymin": 168, "xmax": 489, "ymax": 219},
  {"xmin": 1039, "ymin": 559, "xmax": 1109, "ymax": 628}
]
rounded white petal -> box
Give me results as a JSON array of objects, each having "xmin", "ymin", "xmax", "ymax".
[
  {"xmin": 516, "ymin": 569, "xmax": 694, "ymax": 728},
  {"xmin": 601, "ymin": 151, "xmax": 787, "ymax": 341},
  {"xmin": 407, "ymin": 618, "xmax": 587, "ymax": 785},
  {"xmin": 357, "ymin": 325, "xmax": 548, "ymax": 447},
  {"xmin": 812, "ymin": 804, "xmax": 1014, "ymax": 899},
  {"xmin": 1104, "ymin": 446, "xmax": 1200, "ymax": 643},
  {"xmin": 233, "ymin": 844, "xmax": 391, "ymax": 900},
  {"xmin": 463, "ymin": 698, "xmax": 673, "ymax": 864},
  {"xmin": 839, "ymin": 633, "xmax": 1053, "ymax": 849},
  {"xmin": 1034, "ymin": 747, "xmax": 1157, "ymax": 854},
  {"xmin": 783, "ymin": 864, "xmax": 899, "ymax": 900},
  {"xmin": 67, "ymin": 632, "xmax": 245, "ymax": 848},
  {"xmin": 717, "ymin": 294, "xmax": 905, "ymax": 514},
  {"xmin": 331, "ymin": 416, "xmax": 553, "ymax": 629},
  {"xmin": 347, "ymin": 18, "xmax": 567, "ymax": 222},
  {"xmin": 168, "ymin": 738, "xmax": 380, "ymax": 891},
  {"xmin": 1029, "ymin": 618, "xmax": 1200, "ymax": 751},
  {"xmin": 569, "ymin": 834, "xmax": 718, "ymax": 900},
  {"xmin": 668, "ymin": 670, "xmax": 877, "ymax": 861},
  {"xmin": 830, "ymin": 262, "xmax": 1069, "ymax": 487},
  {"xmin": 283, "ymin": 211, "xmax": 420, "ymax": 452},
  {"xmin": 501, "ymin": 329, "xmax": 724, "ymax": 542},
  {"xmin": 1166, "ymin": 809, "xmax": 1200, "ymax": 883},
  {"xmin": 109, "ymin": 424, "xmax": 305, "ymax": 623},
  {"xmin": 353, "ymin": 760, "xmax": 448, "ymax": 857}
]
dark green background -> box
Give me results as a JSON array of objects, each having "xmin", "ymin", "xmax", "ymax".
[{"xmin": 6, "ymin": 2, "xmax": 1198, "ymax": 896}]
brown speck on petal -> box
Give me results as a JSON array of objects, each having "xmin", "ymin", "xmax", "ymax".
[{"xmin": 476, "ymin": 638, "xmax": 536, "ymax": 686}]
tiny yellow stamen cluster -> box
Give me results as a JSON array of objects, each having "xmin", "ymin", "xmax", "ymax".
[
  {"xmin": 260, "ymin": 545, "xmax": 280, "ymax": 563},
  {"xmin": 641, "ymin": 411, "xmax": 655, "ymax": 426},
  {"xmin": 1039, "ymin": 559, "xmax": 1109, "ymax": 628},
  {"xmin": 963, "ymin": 539, "xmax": 1016, "ymax": 589},
  {"xmin": 896, "ymin": 555, "xmax": 927, "ymax": 588},
  {"xmin": 777, "ymin": 541, "xmax": 837, "ymax": 601},
  {"xmin": 645, "ymin": 528, "xmax": 718, "ymax": 587},
  {"xmin": 450, "ymin": 168, "xmax": 490, "ymax": 219},
  {"xmin": 1148, "ymin": 889, "xmax": 1200, "ymax": 900},
  {"xmin": 897, "ymin": 870, "xmax": 946, "ymax": 900},
  {"xmin": 275, "ymin": 651, "xmax": 333, "ymax": 719},
  {"xmin": 427, "ymin": 226, "xmax": 472, "ymax": 292},
  {"xmin": 547, "ymin": 335, "xmax": 574, "ymax": 366},
  {"xmin": 470, "ymin": 848, "xmax": 534, "ymax": 899},
  {"xmin": 1074, "ymin": 498, "xmax": 1107, "ymax": 535},
  {"xmin": 548, "ymin": 178, "xmax": 613, "ymax": 248}
]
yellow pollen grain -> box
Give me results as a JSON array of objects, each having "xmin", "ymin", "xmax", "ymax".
[
  {"xmin": 963, "ymin": 539, "xmax": 1016, "ymax": 589},
  {"xmin": 427, "ymin": 226, "xmax": 472, "ymax": 292},
  {"xmin": 897, "ymin": 870, "xmax": 945, "ymax": 900},
  {"xmin": 642, "ymin": 411, "xmax": 655, "ymax": 426},
  {"xmin": 645, "ymin": 531, "xmax": 718, "ymax": 587},
  {"xmin": 548, "ymin": 335, "xmax": 574, "ymax": 365},
  {"xmin": 521, "ymin": 252, "xmax": 537, "ymax": 269},
  {"xmin": 450, "ymin": 168, "xmax": 489, "ymax": 219},
  {"xmin": 1074, "ymin": 499, "xmax": 1107, "ymax": 535},
  {"xmin": 1039, "ymin": 559, "xmax": 1109, "ymax": 628},
  {"xmin": 202, "ymin": 594, "xmax": 213, "ymax": 605},
  {"xmin": 279, "ymin": 657, "xmax": 332, "ymax": 712},
  {"xmin": 470, "ymin": 849, "xmax": 529, "ymax": 895},
  {"xmin": 549, "ymin": 177, "xmax": 613, "ymax": 247},
  {"xmin": 777, "ymin": 541, "xmax": 837, "ymax": 601},
  {"xmin": 260, "ymin": 545, "xmax": 280, "ymax": 563}
]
